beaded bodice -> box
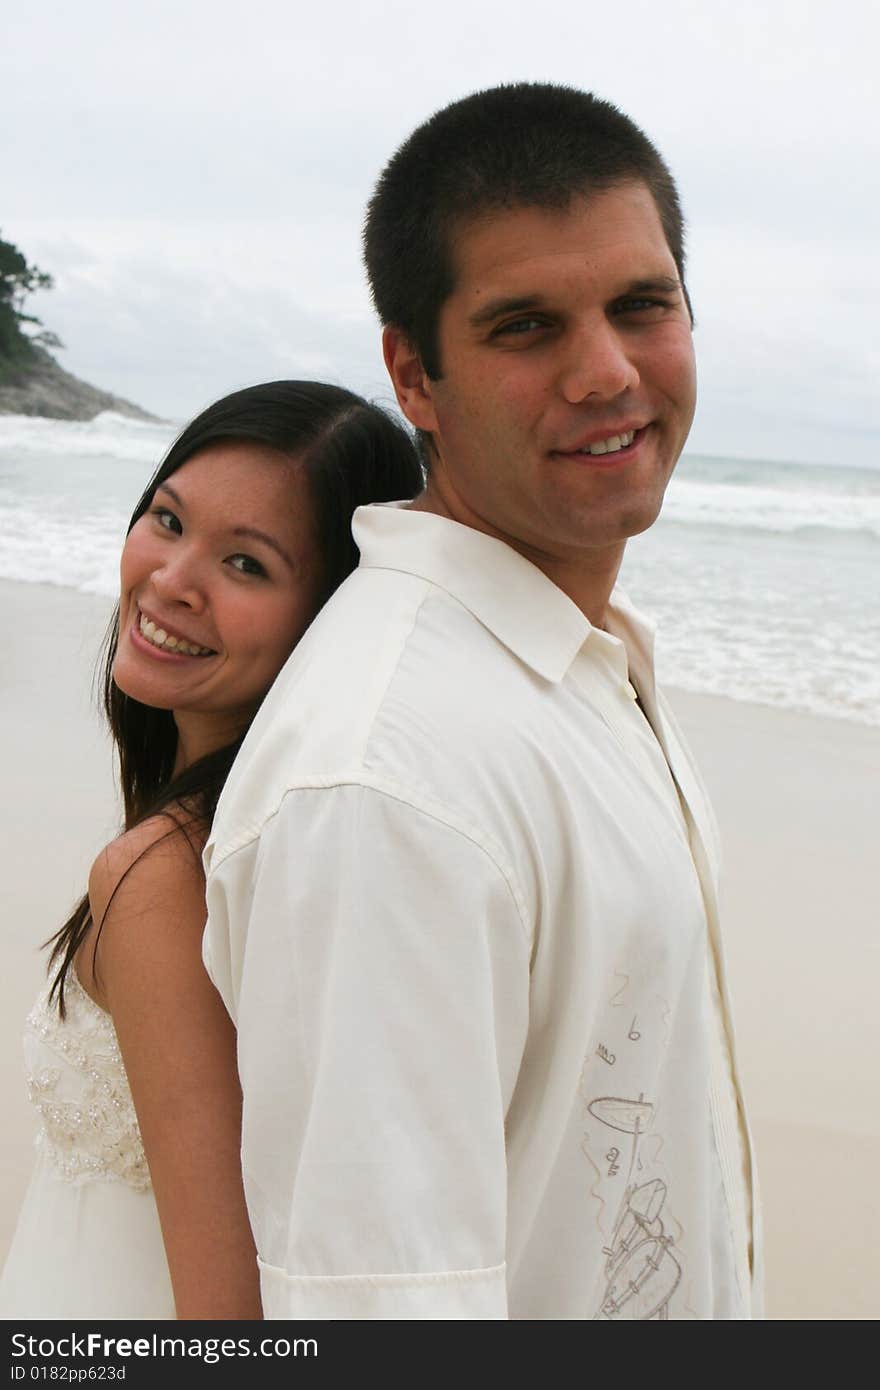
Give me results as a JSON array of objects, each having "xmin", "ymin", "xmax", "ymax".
[{"xmin": 23, "ymin": 973, "xmax": 151, "ymax": 1191}]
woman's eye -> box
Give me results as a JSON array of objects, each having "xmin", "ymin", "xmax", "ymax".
[
  {"xmin": 228, "ymin": 554, "xmax": 266, "ymax": 577},
  {"xmin": 152, "ymin": 507, "xmax": 181, "ymax": 534}
]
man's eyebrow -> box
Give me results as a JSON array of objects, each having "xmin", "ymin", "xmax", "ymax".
[
  {"xmin": 153, "ymin": 484, "xmax": 297, "ymax": 571},
  {"xmin": 467, "ymin": 295, "xmax": 548, "ymax": 329},
  {"xmin": 468, "ymin": 276, "xmax": 684, "ymax": 329},
  {"xmin": 620, "ymin": 276, "xmax": 683, "ymax": 296}
]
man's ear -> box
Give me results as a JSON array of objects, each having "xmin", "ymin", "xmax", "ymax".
[{"xmin": 382, "ymin": 326, "xmax": 439, "ymax": 433}]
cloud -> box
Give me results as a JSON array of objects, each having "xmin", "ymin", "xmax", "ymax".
[
  {"xmin": 11, "ymin": 220, "xmax": 393, "ymax": 420},
  {"xmin": 4, "ymin": 0, "xmax": 879, "ymax": 463}
]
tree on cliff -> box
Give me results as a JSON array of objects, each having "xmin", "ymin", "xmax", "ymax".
[
  {"xmin": 0, "ymin": 234, "xmax": 63, "ymax": 374},
  {"xmin": 0, "ymin": 233, "xmax": 156, "ymax": 420}
]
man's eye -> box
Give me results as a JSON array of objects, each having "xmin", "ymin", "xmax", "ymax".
[
  {"xmin": 151, "ymin": 507, "xmax": 182, "ymax": 534},
  {"xmin": 494, "ymin": 317, "xmax": 547, "ymax": 337},
  {"xmin": 616, "ymin": 297, "xmax": 671, "ymax": 314},
  {"xmin": 228, "ymin": 554, "xmax": 266, "ymax": 577}
]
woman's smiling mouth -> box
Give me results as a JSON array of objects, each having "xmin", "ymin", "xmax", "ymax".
[{"xmin": 135, "ymin": 609, "xmax": 217, "ymax": 658}]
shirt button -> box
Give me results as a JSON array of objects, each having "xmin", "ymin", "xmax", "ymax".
[{"xmin": 622, "ymin": 681, "xmax": 639, "ymax": 701}]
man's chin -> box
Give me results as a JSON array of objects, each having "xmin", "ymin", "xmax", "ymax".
[
  {"xmin": 561, "ymin": 497, "xmax": 667, "ymax": 551},
  {"xmin": 619, "ymin": 503, "xmax": 665, "ymax": 541}
]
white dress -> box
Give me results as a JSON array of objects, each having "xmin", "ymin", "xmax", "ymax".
[{"xmin": 0, "ymin": 972, "xmax": 175, "ymax": 1319}]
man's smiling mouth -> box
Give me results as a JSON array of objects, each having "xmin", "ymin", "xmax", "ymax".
[
  {"xmin": 574, "ymin": 429, "xmax": 635, "ymax": 456},
  {"xmin": 552, "ymin": 426, "xmax": 647, "ymax": 460}
]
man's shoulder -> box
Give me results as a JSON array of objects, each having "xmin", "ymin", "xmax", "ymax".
[
  {"xmin": 209, "ymin": 565, "xmax": 542, "ymax": 854},
  {"xmin": 263, "ymin": 563, "xmax": 533, "ymax": 744}
]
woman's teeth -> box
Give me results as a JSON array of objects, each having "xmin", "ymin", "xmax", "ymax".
[{"xmin": 138, "ymin": 614, "xmax": 213, "ymax": 656}]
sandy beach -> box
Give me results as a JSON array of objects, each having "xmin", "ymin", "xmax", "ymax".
[{"xmin": 1, "ymin": 578, "xmax": 877, "ymax": 1319}]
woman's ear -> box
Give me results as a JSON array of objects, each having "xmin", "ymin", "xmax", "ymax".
[{"xmin": 382, "ymin": 327, "xmax": 439, "ymax": 434}]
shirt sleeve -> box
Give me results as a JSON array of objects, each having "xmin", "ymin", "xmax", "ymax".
[{"xmin": 203, "ymin": 781, "xmax": 531, "ymax": 1320}]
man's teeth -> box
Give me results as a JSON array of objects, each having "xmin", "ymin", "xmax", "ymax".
[
  {"xmin": 578, "ymin": 429, "xmax": 636, "ymax": 456},
  {"xmin": 139, "ymin": 615, "xmax": 212, "ymax": 656}
]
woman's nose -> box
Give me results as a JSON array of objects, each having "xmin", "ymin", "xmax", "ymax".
[
  {"xmin": 150, "ymin": 550, "xmax": 207, "ymax": 610},
  {"xmin": 558, "ymin": 321, "xmax": 640, "ymax": 404}
]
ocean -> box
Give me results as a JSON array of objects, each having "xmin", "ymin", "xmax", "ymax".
[{"xmin": 1, "ymin": 411, "xmax": 877, "ymax": 727}]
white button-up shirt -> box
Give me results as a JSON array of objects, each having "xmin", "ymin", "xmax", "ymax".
[{"xmin": 204, "ymin": 504, "xmax": 762, "ymax": 1320}]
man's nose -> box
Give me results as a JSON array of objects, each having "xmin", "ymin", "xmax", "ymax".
[{"xmin": 558, "ymin": 320, "xmax": 640, "ymax": 404}]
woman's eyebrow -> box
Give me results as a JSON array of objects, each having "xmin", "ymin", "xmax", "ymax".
[
  {"xmin": 153, "ymin": 484, "xmax": 296, "ymax": 570},
  {"xmin": 232, "ymin": 527, "xmax": 297, "ymax": 571},
  {"xmin": 155, "ymin": 481, "xmax": 183, "ymax": 505}
]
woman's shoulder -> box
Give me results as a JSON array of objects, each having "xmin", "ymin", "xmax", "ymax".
[
  {"xmin": 88, "ymin": 807, "xmax": 208, "ymax": 929},
  {"xmin": 80, "ymin": 809, "xmax": 210, "ymax": 1008}
]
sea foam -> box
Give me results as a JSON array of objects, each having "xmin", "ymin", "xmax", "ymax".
[{"xmin": 1, "ymin": 415, "xmax": 878, "ymax": 726}]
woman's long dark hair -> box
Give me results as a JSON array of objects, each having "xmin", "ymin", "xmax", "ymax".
[{"xmin": 47, "ymin": 380, "xmax": 423, "ymax": 1013}]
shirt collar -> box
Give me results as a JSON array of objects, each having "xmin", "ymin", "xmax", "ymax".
[
  {"xmin": 352, "ymin": 503, "xmax": 594, "ymax": 683},
  {"xmin": 604, "ymin": 586, "xmax": 658, "ymax": 696}
]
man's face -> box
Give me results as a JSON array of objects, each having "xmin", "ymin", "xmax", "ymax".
[{"xmin": 407, "ymin": 181, "xmax": 696, "ymax": 572}]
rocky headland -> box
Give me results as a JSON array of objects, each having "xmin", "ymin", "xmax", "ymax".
[{"xmin": 0, "ymin": 346, "xmax": 158, "ymax": 422}]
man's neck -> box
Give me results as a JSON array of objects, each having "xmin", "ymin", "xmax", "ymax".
[{"xmin": 409, "ymin": 482, "xmax": 625, "ymax": 629}]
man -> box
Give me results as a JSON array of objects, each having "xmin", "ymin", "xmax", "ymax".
[{"xmin": 204, "ymin": 83, "xmax": 761, "ymax": 1320}]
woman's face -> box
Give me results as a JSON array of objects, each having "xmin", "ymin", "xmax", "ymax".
[{"xmin": 113, "ymin": 442, "xmax": 322, "ymax": 758}]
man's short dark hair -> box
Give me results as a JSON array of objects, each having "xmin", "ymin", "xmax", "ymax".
[{"xmin": 364, "ymin": 82, "xmax": 691, "ymax": 380}]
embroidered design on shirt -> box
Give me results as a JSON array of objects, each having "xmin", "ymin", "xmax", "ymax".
[
  {"xmin": 587, "ymin": 1094, "xmax": 681, "ymax": 1320},
  {"xmin": 609, "ymin": 971, "xmax": 630, "ymax": 1008},
  {"xmin": 580, "ymin": 970, "xmax": 684, "ymax": 1320}
]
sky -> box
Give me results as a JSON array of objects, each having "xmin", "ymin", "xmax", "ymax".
[{"xmin": 3, "ymin": 0, "xmax": 878, "ymax": 467}]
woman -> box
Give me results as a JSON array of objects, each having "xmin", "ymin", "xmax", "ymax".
[{"xmin": 0, "ymin": 381, "xmax": 422, "ymax": 1319}]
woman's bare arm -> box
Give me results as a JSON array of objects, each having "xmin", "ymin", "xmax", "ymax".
[{"xmin": 81, "ymin": 817, "xmax": 262, "ymax": 1320}]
